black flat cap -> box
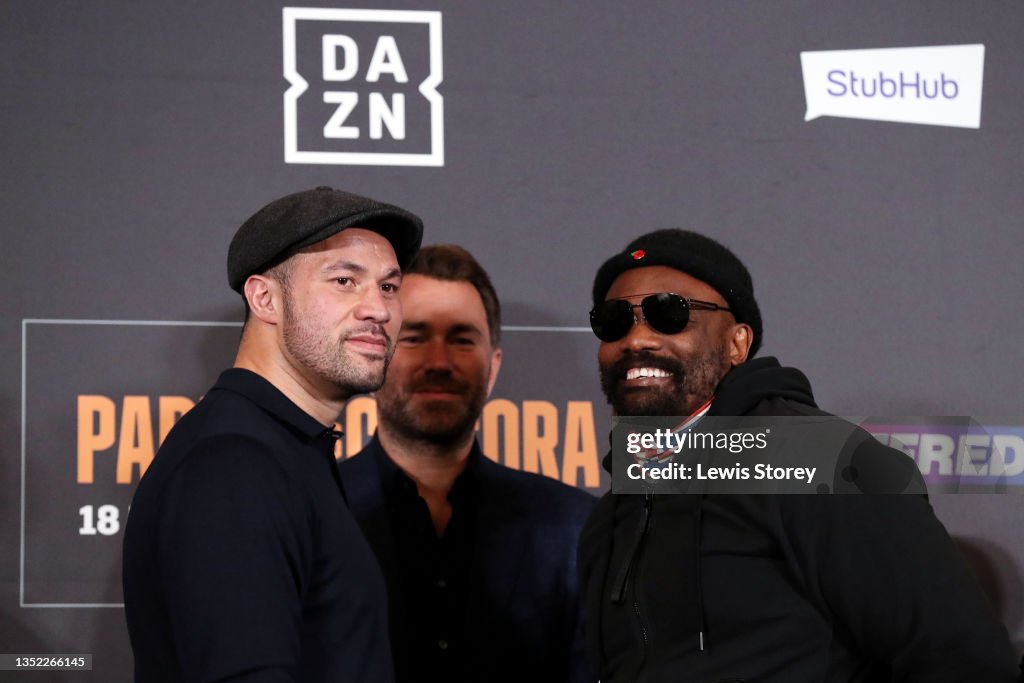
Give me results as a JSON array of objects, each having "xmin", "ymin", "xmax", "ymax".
[
  {"xmin": 592, "ymin": 229, "xmax": 763, "ymax": 357},
  {"xmin": 227, "ymin": 186, "xmax": 423, "ymax": 292}
]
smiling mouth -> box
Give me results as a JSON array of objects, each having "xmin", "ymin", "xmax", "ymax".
[{"xmin": 625, "ymin": 367, "xmax": 674, "ymax": 381}]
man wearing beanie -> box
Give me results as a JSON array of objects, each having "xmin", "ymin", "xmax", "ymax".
[
  {"xmin": 577, "ymin": 229, "xmax": 1021, "ymax": 682},
  {"xmin": 123, "ymin": 187, "xmax": 423, "ymax": 683}
]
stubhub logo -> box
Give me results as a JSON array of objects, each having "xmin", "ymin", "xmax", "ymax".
[
  {"xmin": 801, "ymin": 44, "xmax": 984, "ymax": 129},
  {"xmin": 283, "ymin": 7, "xmax": 444, "ymax": 166}
]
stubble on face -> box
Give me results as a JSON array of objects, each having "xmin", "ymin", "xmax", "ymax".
[
  {"xmin": 375, "ymin": 365, "xmax": 490, "ymax": 448},
  {"xmin": 599, "ymin": 344, "xmax": 730, "ymax": 417},
  {"xmin": 279, "ymin": 281, "xmax": 394, "ymax": 396},
  {"xmin": 596, "ymin": 266, "xmax": 739, "ymax": 417},
  {"xmin": 372, "ymin": 276, "xmax": 497, "ymax": 453},
  {"xmin": 272, "ymin": 231, "xmax": 399, "ymax": 401}
]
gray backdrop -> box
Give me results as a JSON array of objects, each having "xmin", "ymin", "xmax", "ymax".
[{"xmin": 3, "ymin": 1, "xmax": 1022, "ymax": 680}]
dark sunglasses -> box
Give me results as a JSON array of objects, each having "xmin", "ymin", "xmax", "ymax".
[{"xmin": 589, "ymin": 292, "xmax": 732, "ymax": 342}]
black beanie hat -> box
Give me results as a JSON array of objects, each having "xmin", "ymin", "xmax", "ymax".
[{"xmin": 592, "ymin": 229, "xmax": 763, "ymax": 357}]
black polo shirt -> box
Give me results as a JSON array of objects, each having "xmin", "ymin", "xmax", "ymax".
[
  {"xmin": 369, "ymin": 440, "xmax": 479, "ymax": 682},
  {"xmin": 123, "ymin": 368, "xmax": 393, "ymax": 683}
]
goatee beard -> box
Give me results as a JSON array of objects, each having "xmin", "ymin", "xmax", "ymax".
[
  {"xmin": 600, "ymin": 351, "xmax": 688, "ymax": 416},
  {"xmin": 599, "ymin": 349, "xmax": 729, "ymax": 417}
]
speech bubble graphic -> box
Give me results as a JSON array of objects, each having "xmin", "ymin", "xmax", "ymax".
[{"xmin": 801, "ymin": 44, "xmax": 984, "ymax": 129}]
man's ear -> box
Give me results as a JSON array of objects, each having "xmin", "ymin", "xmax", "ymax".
[
  {"xmin": 243, "ymin": 275, "xmax": 282, "ymax": 325},
  {"xmin": 727, "ymin": 324, "xmax": 753, "ymax": 367},
  {"xmin": 485, "ymin": 347, "xmax": 503, "ymax": 397}
]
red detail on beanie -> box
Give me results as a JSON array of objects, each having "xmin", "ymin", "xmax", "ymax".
[{"xmin": 631, "ymin": 249, "xmax": 646, "ymax": 260}]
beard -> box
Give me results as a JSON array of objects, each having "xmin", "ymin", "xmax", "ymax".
[
  {"xmin": 281, "ymin": 300, "xmax": 393, "ymax": 397},
  {"xmin": 600, "ymin": 347, "xmax": 730, "ymax": 417},
  {"xmin": 375, "ymin": 368, "xmax": 489, "ymax": 448}
]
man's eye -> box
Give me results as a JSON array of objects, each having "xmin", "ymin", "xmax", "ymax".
[
  {"xmin": 399, "ymin": 335, "xmax": 422, "ymax": 344},
  {"xmin": 453, "ymin": 337, "xmax": 475, "ymax": 347},
  {"xmin": 381, "ymin": 282, "xmax": 399, "ymax": 293},
  {"xmin": 336, "ymin": 277, "xmax": 353, "ymax": 286}
]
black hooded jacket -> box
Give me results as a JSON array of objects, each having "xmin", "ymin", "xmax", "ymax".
[{"xmin": 578, "ymin": 357, "xmax": 1021, "ymax": 683}]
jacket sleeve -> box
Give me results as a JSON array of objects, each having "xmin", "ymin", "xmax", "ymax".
[
  {"xmin": 567, "ymin": 600, "xmax": 598, "ymax": 683},
  {"xmin": 781, "ymin": 489, "xmax": 1020, "ymax": 682},
  {"xmin": 156, "ymin": 435, "xmax": 311, "ymax": 683},
  {"xmin": 566, "ymin": 499, "xmax": 600, "ymax": 683},
  {"xmin": 575, "ymin": 493, "xmax": 616, "ymax": 683}
]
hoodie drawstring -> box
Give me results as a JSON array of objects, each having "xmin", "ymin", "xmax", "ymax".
[{"xmin": 696, "ymin": 498, "xmax": 707, "ymax": 653}]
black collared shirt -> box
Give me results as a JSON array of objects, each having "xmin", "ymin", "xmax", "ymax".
[
  {"xmin": 123, "ymin": 368, "xmax": 393, "ymax": 683},
  {"xmin": 370, "ymin": 439, "xmax": 480, "ymax": 683}
]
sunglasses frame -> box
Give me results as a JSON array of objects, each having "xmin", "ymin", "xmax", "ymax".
[{"xmin": 589, "ymin": 292, "xmax": 732, "ymax": 342}]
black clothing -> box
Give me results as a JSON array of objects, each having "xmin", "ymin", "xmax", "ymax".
[
  {"xmin": 340, "ymin": 435, "xmax": 597, "ymax": 683},
  {"xmin": 579, "ymin": 357, "xmax": 1021, "ymax": 683},
  {"xmin": 123, "ymin": 368, "xmax": 393, "ymax": 683},
  {"xmin": 372, "ymin": 443, "xmax": 479, "ymax": 679}
]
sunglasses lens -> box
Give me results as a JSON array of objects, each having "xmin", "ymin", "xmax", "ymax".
[
  {"xmin": 590, "ymin": 300, "xmax": 636, "ymax": 342},
  {"xmin": 641, "ymin": 293, "xmax": 690, "ymax": 334}
]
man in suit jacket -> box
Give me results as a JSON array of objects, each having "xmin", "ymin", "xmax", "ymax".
[{"xmin": 339, "ymin": 244, "xmax": 595, "ymax": 683}]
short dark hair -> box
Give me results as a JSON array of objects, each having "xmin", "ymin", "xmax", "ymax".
[{"xmin": 406, "ymin": 244, "xmax": 502, "ymax": 346}]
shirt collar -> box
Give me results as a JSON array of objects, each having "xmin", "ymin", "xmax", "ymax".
[
  {"xmin": 365, "ymin": 433, "xmax": 482, "ymax": 503},
  {"xmin": 211, "ymin": 368, "xmax": 339, "ymax": 442}
]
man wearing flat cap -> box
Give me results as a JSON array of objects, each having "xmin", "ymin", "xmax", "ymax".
[
  {"xmin": 123, "ymin": 187, "xmax": 422, "ymax": 683},
  {"xmin": 577, "ymin": 229, "xmax": 1021, "ymax": 682}
]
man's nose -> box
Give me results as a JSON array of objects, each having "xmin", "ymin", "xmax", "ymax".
[
  {"xmin": 618, "ymin": 315, "xmax": 663, "ymax": 352},
  {"xmin": 422, "ymin": 339, "xmax": 455, "ymax": 371},
  {"xmin": 352, "ymin": 287, "xmax": 393, "ymax": 324}
]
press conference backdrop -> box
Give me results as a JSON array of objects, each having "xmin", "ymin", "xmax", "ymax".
[{"xmin": 3, "ymin": 2, "xmax": 1023, "ymax": 679}]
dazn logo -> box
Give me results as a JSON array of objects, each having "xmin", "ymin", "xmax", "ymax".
[{"xmin": 283, "ymin": 8, "xmax": 443, "ymax": 166}]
